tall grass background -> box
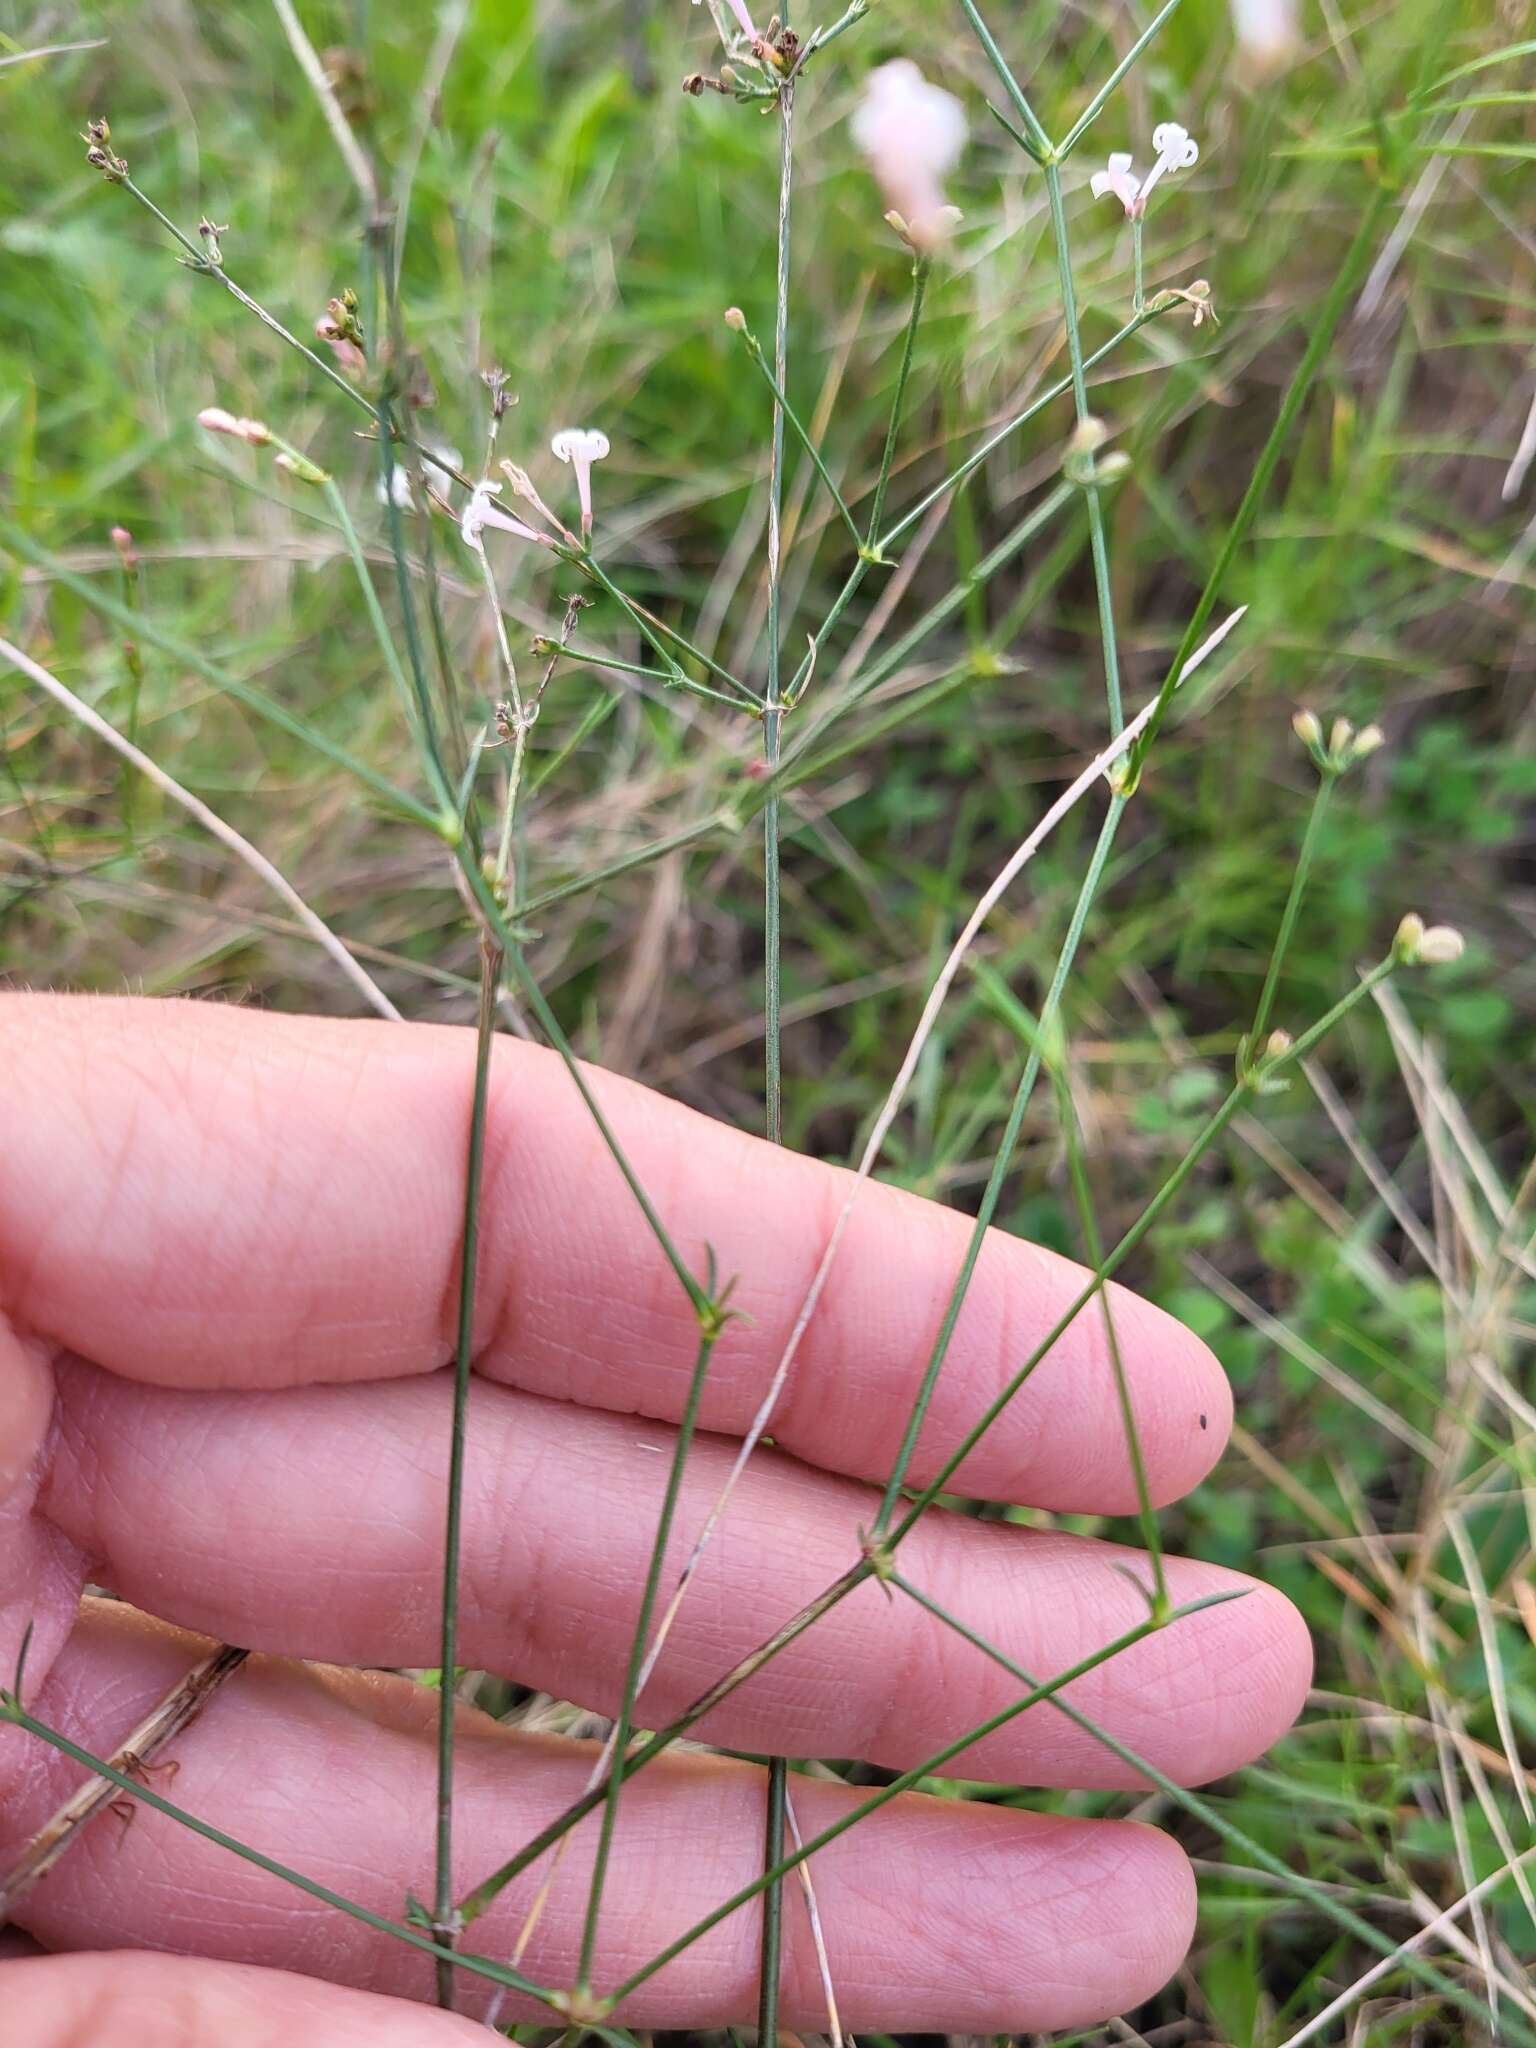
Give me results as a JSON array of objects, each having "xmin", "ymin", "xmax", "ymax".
[{"xmin": 1, "ymin": 0, "xmax": 1534, "ymax": 2041}]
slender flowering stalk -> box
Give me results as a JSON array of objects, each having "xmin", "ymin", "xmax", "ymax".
[{"xmin": 550, "ymin": 427, "xmax": 610, "ymax": 542}]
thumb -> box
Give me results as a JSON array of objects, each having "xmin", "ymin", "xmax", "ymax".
[{"xmin": 0, "ymin": 1952, "xmax": 492, "ymax": 2046}]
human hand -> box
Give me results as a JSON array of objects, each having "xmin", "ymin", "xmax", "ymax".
[{"xmin": 0, "ymin": 995, "xmax": 1310, "ymax": 2042}]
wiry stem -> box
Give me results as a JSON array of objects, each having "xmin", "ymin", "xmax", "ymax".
[
  {"xmin": 603, "ymin": 1595, "xmax": 1241, "ymax": 2003},
  {"xmin": 432, "ymin": 936, "xmax": 499, "ymax": 2008},
  {"xmin": 576, "ymin": 1327, "xmax": 721, "ymax": 1992},
  {"xmin": 453, "ymin": 958, "xmax": 1401, "ymax": 1929},
  {"xmin": 1249, "ymin": 771, "xmax": 1336, "ymax": 1051},
  {"xmin": 895, "ymin": 1573, "xmax": 1536, "ymax": 2048},
  {"xmin": 1042, "ymin": 157, "xmax": 1124, "ymax": 727},
  {"xmin": 758, "ymin": 67, "xmax": 796, "ymax": 2042}
]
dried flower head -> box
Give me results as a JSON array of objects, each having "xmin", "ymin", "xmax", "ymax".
[{"xmin": 851, "ymin": 60, "xmax": 967, "ymax": 254}]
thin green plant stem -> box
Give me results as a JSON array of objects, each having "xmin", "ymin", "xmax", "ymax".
[
  {"xmin": 1054, "ymin": 0, "xmax": 1188, "ymax": 159},
  {"xmin": 758, "ymin": 1757, "xmax": 789, "ymax": 2041},
  {"xmin": 601, "ymin": 1594, "xmax": 1241, "ymax": 2006},
  {"xmin": 0, "ymin": 1697, "xmax": 553, "ymax": 2006},
  {"xmin": 455, "ymin": 854, "xmax": 709, "ymax": 1318},
  {"xmin": 114, "ymin": 177, "xmax": 372, "ymax": 415},
  {"xmin": 1127, "ymin": 183, "xmax": 1393, "ymax": 783},
  {"xmin": 513, "ymin": 814, "xmax": 733, "ymax": 920},
  {"xmin": 432, "ymin": 934, "xmax": 500, "ymax": 2008},
  {"xmin": 1049, "ymin": 1057, "xmax": 1167, "ymax": 1613},
  {"xmin": 894, "ymin": 1574, "xmax": 1536, "ymax": 2048},
  {"xmin": 878, "ymin": 304, "xmax": 1169, "ymax": 554},
  {"xmin": 528, "ymin": 692, "xmax": 619, "ymax": 797},
  {"xmin": 1041, "ymin": 154, "xmax": 1124, "ymax": 726},
  {"xmin": 0, "ymin": 516, "xmax": 443, "ymax": 830},
  {"xmin": 1131, "ymin": 215, "xmax": 1145, "ymax": 311},
  {"xmin": 888, "ymin": 959, "xmax": 1398, "ymax": 1537},
  {"xmin": 731, "ymin": 317, "xmax": 863, "ymax": 552},
  {"xmin": 871, "ymin": 793, "xmax": 1124, "ymax": 1534},
  {"xmin": 453, "ymin": 959, "xmax": 1400, "ymax": 1925},
  {"xmin": 548, "ymin": 643, "xmax": 752, "ymax": 711},
  {"xmin": 865, "ymin": 256, "xmax": 931, "ymax": 552},
  {"xmin": 786, "ymin": 481, "xmax": 1076, "ymax": 764},
  {"xmin": 954, "ymin": 0, "xmax": 1052, "ymax": 156},
  {"xmin": 577, "ymin": 558, "xmax": 759, "ymax": 706},
  {"xmin": 1249, "ymin": 771, "xmax": 1335, "ymax": 1050},
  {"xmin": 373, "ymin": 385, "xmax": 458, "ymax": 813},
  {"xmin": 100, "ymin": 171, "xmax": 476, "ymax": 495},
  {"xmin": 576, "ymin": 1325, "xmax": 722, "ymax": 1993},
  {"xmin": 758, "ymin": 67, "xmax": 795, "ymax": 2039},
  {"xmin": 762, "ymin": 79, "xmax": 795, "ymax": 1148},
  {"xmin": 779, "ymin": 305, "xmax": 1167, "ymax": 718},
  {"xmin": 321, "ymin": 474, "xmax": 437, "ymax": 770}
]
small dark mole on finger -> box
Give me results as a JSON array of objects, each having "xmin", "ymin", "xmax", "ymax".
[{"xmin": 1199, "ymin": 1413, "xmax": 1208, "ymax": 1429}]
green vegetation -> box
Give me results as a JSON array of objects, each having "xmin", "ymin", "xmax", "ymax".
[{"xmin": 2, "ymin": 0, "xmax": 1533, "ymax": 2040}]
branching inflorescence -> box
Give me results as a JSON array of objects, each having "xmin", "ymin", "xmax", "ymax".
[{"xmin": 1, "ymin": 2, "xmax": 1493, "ymax": 2041}]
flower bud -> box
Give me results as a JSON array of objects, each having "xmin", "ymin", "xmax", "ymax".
[
  {"xmin": 1328, "ymin": 717, "xmax": 1355, "ymax": 760},
  {"xmin": 1264, "ymin": 1029, "xmax": 1293, "ymax": 1059},
  {"xmin": 1292, "ymin": 708, "xmax": 1322, "ymax": 750},
  {"xmin": 1417, "ymin": 925, "xmax": 1465, "ymax": 966},
  {"xmin": 1393, "ymin": 912, "xmax": 1426, "ymax": 963},
  {"xmin": 197, "ymin": 406, "xmax": 271, "ymax": 446},
  {"xmin": 274, "ymin": 449, "xmax": 330, "ymax": 485},
  {"xmin": 723, "ymin": 306, "xmax": 747, "ymax": 332},
  {"xmin": 1350, "ymin": 723, "xmax": 1385, "ymax": 761}
]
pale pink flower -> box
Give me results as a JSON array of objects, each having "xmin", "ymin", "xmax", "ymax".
[
  {"xmin": 1230, "ymin": 0, "xmax": 1301, "ymax": 70},
  {"xmin": 851, "ymin": 59, "xmax": 967, "ymax": 253},
  {"xmin": 460, "ymin": 479, "xmax": 549, "ymax": 552}
]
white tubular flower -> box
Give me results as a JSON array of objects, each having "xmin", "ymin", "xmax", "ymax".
[
  {"xmin": 1139, "ymin": 122, "xmax": 1200, "ymax": 205},
  {"xmin": 460, "ymin": 479, "xmax": 547, "ymax": 553},
  {"xmin": 851, "ymin": 59, "xmax": 967, "ymax": 254},
  {"xmin": 1230, "ymin": 0, "xmax": 1301, "ymax": 70},
  {"xmin": 377, "ymin": 442, "xmax": 462, "ymax": 513},
  {"xmin": 1091, "ymin": 123, "xmax": 1199, "ymax": 218},
  {"xmin": 550, "ymin": 427, "xmax": 610, "ymax": 540},
  {"xmin": 1089, "ymin": 152, "xmax": 1141, "ymax": 217}
]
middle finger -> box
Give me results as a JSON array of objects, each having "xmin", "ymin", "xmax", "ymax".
[{"xmin": 44, "ymin": 1360, "xmax": 1310, "ymax": 1787}]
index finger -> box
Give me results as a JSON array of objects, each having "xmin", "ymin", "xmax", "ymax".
[{"xmin": 0, "ymin": 995, "xmax": 1229, "ymax": 1510}]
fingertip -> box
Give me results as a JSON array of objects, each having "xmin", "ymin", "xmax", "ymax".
[
  {"xmin": 1163, "ymin": 1566, "xmax": 1314, "ymax": 1785},
  {"xmin": 985, "ymin": 1815, "xmax": 1196, "ymax": 2029}
]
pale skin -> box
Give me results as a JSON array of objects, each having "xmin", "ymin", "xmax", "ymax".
[{"xmin": 0, "ymin": 996, "xmax": 1312, "ymax": 2044}]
